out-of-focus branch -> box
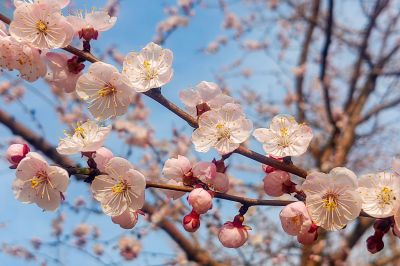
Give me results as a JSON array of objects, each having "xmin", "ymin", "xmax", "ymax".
[
  {"xmin": 295, "ymin": 0, "xmax": 320, "ymax": 122},
  {"xmin": 358, "ymin": 96, "xmax": 400, "ymax": 124},
  {"xmin": 344, "ymin": 0, "xmax": 389, "ymax": 112},
  {"xmin": 372, "ymin": 248, "xmax": 400, "ymax": 266},
  {"xmin": 0, "ymin": 109, "xmax": 75, "ymax": 168},
  {"xmin": 142, "ymin": 203, "xmax": 224, "ymax": 266},
  {"xmin": 319, "ymin": 0, "xmax": 337, "ymax": 132}
]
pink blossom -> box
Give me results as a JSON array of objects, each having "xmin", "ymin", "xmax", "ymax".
[
  {"xmin": 179, "ymin": 81, "xmax": 234, "ymax": 116},
  {"xmin": 76, "ymin": 62, "xmax": 134, "ymax": 120},
  {"xmin": 0, "ymin": 36, "xmax": 47, "ymax": 82},
  {"xmin": 13, "ymin": 152, "xmax": 69, "ymax": 211},
  {"xmin": 93, "ymin": 244, "xmax": 104, "ymax": 256},
  {"xmin": 263, "ymin": 170, "xmax": 291, "ymax": 197},
  {"xmin": 6, "ymin": 143, "xmax": 30, "ymax": 168},
  {"xmin": 73, "ymin": 224, "xmax": 90, "ymax": 238},
  {"xmin": 211, "ymin": 172, "xmax": 230, "ymax": 193},
  {"xmin": 192, "ymin": 161, "xmax": 216, "ymax": 183},
  {"xmin": 93, "ymin": 147, "xmax": 113, "ymax": 172},
  {"xmin": 46, "ymin": 52, "xmax": 83, "ymax": 93},
  {"xmin": 162, "ymin": 155, "xmax": 192, "ymax": 182},
  {"xmin": 9, "ymin": 2, "xmax": 74, "ymax": 49},
  {"xmin": 118, "ymin": 237, "xmax": 141, "ymax": 260},
  {"xmin": 112, "ymin": 208, "xmax": 139, "ymax": 229},
  {"xmin": 218, "ymin": 215, "xmax": 249, "ymax": 248},
  {"xmin": 67, "ymin": 10, "xmax": 117, "ymax": 41},
  {"xmin": 279, "ymin": 202, "xmax": 312, "ymax": 236},
  {"xmin": 187, "ymin": 188, "xmax": 213, "ymax": 214},
  {"xmin": 182, "ymin": 210, "xmax": 200, "ymax": 232}
]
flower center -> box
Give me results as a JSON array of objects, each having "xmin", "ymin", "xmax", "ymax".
[
  {"xmin": 143, "ymin": 60, "xmax": 157, "ymax": 80},
  {"xmin": 322, "ymin": 192, "xmax": 338, "ymax": 212},
  {"xmin": 278, "ymin": 127, "xmax": 290, "ymax": 148},
  {"xmin": 377, "ymin": 186, "xmax": 395, "ymax": 206},
  {"xmin": 112, "ymin": 181, "xmax": 127, "ymax": 194},
  {"xmin": 30, "ymin": 171, "xmax": 47, "ymax": 189},
  {"xmin": 36, "ymin": 20, "xmax": 48, "ymax": 33},
  {"xmin": 280, "ymin": 127, "xmax": 288, "ymax": 137},
  {"xmin": 98, "ymin": 84, "xmax": 117, "ymax": 97},
  {"xmin": 216, "ymin": 123, "xmax": 231, "ymax": 139},
  {"xmin": 74, "ymin": 124, "xmax": 86, "ymax": 138}
]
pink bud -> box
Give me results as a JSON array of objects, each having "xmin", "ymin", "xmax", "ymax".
[
  {"xmin": 187, "ymin": 188, "xmax": 213, "ymax": 214},
  {"xmin": 218, "ymin": 216, "xmax": 249, "ymax": 248},
  {"xmin": 212, "ymin": 172, "xmax": 230, "ymax": 193},
  {"xmin": 263, "ymin": 170, "xmax": 291, "ymax": 197},
  {"xmin": 280, "ymin": 202, "xmax": 312, "ymax": 236},
  {"xmin": 93, "ymin": 147, "xmax": 113, "ymax": 172},
  {"xmin": 112, "ymin": 209, "xmax": 139, "ymax": 229},
  {"xmin": 6, "ymin": 144, "xmax": 30, "ymax": 167},
  {"xmin": 192, "ymin": 161, "xmax": 216, "ymax": 183},
  {"xmin": 182, "ymin": 211, "xmax": 200, "ymax": 232},
  {"xmin": 78, "ymin": 28, "xmax": 99, "ymax": 41},
  {"xmin": 297, "ymin": 229, "xmax": 318, "ymax": 245}
]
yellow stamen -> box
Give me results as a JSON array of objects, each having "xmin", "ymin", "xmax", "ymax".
[
  {"xmin": 31, "ymin": 177, "xmax": 41, "ymax": 189},
  {"xmin": 98, "ymin": 84, "xmax": 117, "ymax": 97},
  {"xmin": 322, "ymin": 193, "xmax": 338, "ymax": 212},
  {"xmin": 216, "ymin": 123, "xmax": 231, "ymax": 139},
  {"xmin": 112, "ymin": 181, "xmax": 127, "ymax": 194},
  {"xmin": 143, "ymin": 60, "xmax": 157, "ymax": 81},
  {"xmin": 36, "ymin": 20, "xmax": 47, "ymax": 33},
  {"xmin": 378, "ymin": 187, "xmax": 394, "ymax": 206},
  {"xmin": 280, "ymin": 127, "xmax": 288, "ymax": 137}
]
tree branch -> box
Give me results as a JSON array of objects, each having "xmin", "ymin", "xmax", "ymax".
[
  {"xmin": 295, "ymin": 0, "xmax": 320, "ymax": 122},
  {"xmin": 319, "ymin": 0, "xmax": 337, "ymax": 132},
  {"xmin": 344, "ymin": 0, "xmax": 389, "ymax": 113}
]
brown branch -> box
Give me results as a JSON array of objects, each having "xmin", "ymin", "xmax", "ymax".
[
  {"xmin": 358, "ymin": 96, "xmax": 400, "ymax": 124},
  {"xmin": 319, "ymin": 0, "xmax": 337, "ymax": 131},
  {"xmin": 344, "ymin": 0, "xmax": 389, "ymax": 113},
  {"xmin": 142, "ymin": 203, "xmax": 225, "ymax": 266},
  {"xmin": 0, "ymin": 109, "xmax": 75, "ymax": 168},
  {"xmin": 295, "ymin": 0, "xmax": 320, "ymax": 122}
]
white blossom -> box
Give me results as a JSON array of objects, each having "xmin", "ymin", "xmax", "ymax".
[
  {"xmin": 57, "ymin": 121, "xmax": 111, "ymax": 155},
  {"xmin": 253, "ymin": 115, "xmax": 313, "ymax": 157},
  {"xmin": 13, "ymin": 152, "xmax": 69, "ymax": 211},
  {"xmin": 76, "ymin": 62, "xmax": 134, "ymax": 120},
  {"xmin": 357, "ymin": 172, "xmax": 400, "ymax": 218},
  {"xmin": 91, "ymin": 157, "xmax": 146, "ymax": 216},
  {"xmin": 302, "ymin": 167, "xmax": 362, "ymax": 231},
  {"xmin": 192, "ymin": 103, "xmax": 253, "ymax": 155},
  {"xmin": 123, "ymin": 42, "xmax": 173, "ymax": 92}
]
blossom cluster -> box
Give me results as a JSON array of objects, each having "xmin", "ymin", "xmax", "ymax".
[{"xmin": 3, "ymin": 0, "xmax": 400, "ymax": 256}]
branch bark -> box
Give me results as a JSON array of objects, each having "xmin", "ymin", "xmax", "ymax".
[{"xmin": 295, "ymin": 0, "xmax": 320, "ymax": 122}]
